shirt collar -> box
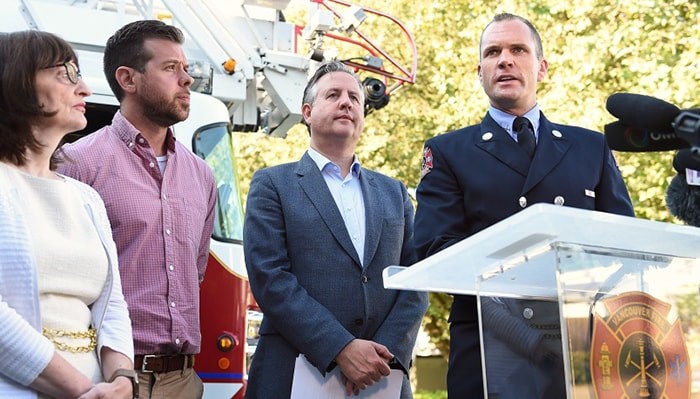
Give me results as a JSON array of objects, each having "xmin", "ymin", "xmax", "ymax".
[
  {"xmin": 112, "ymin": 110, "xmax": 177, "ymax": 153},
  {"xmin": 307, "ymin": 147, "xmax": 361, "ymax": 177},
  {"xmin": 489, "ymin": 104, "xmax": 541, "ymax": 136}
]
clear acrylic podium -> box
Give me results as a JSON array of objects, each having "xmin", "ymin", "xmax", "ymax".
[{"xmin": 384, "ymin": 204, "xmax": 700, "ymax": 398}]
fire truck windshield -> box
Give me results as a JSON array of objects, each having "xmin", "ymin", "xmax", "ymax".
[{"xmin": 193, "ymin": 123, "xmax": 244, "ymax": 243}]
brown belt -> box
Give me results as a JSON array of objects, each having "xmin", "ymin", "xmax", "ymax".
[{"xmin": 135, "ymin": 354, "xmax": 195, "ymax": 373}]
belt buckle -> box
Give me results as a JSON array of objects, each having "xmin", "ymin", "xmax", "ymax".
[{"xmin": 141, "ymin": 354, "xmax": 158, "ymax": 373}]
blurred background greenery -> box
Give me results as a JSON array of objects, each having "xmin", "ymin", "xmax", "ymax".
[{"xmin": 415, "ymin": 390, "xmax": 448, "ymax": 399}]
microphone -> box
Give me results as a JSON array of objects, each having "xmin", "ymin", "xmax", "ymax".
[
  {"xmin": 666, "ymin": 175, "xmax": 700, "ymax": 227},
  {"xmin": 606, "ymin": 93, "xmax": 680, "ymax": 130},
  {"xmin": 673, "ymin": 148, "xmax": 700, "ymax": 174},
  {"xmin": 604, "ymin": 92, "xmax": 699, "ymax": 152},
  {"xmin": 604, "ymin": 121, "xmax": 688, "ymax": 152},
  {"xmin": 666, "ymin": 149, "xmax": 700, "ymax": 227},
  {"xmin": 675, "ymin": 110, "xmax": 700, "ymax": 147}
]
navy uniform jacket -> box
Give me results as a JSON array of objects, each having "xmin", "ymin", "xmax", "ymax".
[
  {"xmin": 244, "ymin": 152, "xmax": 428, "ymax": 399},
  {"xmin": 414, "ymin": 112, "xmax": 634, "ymax": 396},
  {"xmin": 415, "ymin": 111, "xmax": 634, "ymax": 279}
]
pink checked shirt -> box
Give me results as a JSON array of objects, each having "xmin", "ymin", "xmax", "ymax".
[{"xmin": 58, "ymin": 111, "xmax": 216, "ymax": 355}]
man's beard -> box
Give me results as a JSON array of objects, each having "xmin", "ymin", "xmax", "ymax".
[{"xmin": 139, "ymin": 84, "xmax": 190, "ymax": 128}]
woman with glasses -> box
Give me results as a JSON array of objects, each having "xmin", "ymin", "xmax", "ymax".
[{"xmin": 0, "ymin": 30, "xmax": 135, "ymax": 399}]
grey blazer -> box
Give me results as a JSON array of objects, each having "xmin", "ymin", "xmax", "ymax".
[{"xmin": 243, "ymin": 152, "xmax": 428, "ymax": 398}]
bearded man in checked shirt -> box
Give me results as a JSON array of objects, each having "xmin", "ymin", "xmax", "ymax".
[{"xmin": 58, "ymin": 20, "xmax": 216, "ymax": 399}]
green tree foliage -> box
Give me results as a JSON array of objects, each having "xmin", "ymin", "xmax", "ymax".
[{"xmin": 233, "ymin": 0, "xmax": 700, "ymax": 356}]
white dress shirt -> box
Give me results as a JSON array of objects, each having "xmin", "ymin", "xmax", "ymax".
[{"xmin": 307, "ymin": 148, "xmax": 366, "ymax": 265}]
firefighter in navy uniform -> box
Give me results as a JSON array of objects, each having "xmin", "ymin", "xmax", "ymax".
[{"xmin": 414, "ymin": 13, "xmax": 635, "ymax": 399}]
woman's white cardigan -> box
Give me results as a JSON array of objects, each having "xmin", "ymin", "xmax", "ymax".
[{"xmin": 0, "ymin": 166, "xmax": 134, "ymax": 398}]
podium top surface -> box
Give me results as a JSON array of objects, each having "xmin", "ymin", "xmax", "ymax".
[{"xmin": 384, "ymin": 204, "xmax": 700, "ymax": 295}]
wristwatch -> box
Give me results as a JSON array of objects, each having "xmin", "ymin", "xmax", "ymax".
[{"xmin": 108, "ymin": 368, "xmax": 139, "ymax": 399}]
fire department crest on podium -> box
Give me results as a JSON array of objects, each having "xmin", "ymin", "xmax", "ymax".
[{"xmin": 590, "ymin": 291, "xmax": 691, "ymax": 399}]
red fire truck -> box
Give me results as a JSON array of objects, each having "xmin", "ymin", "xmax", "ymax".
[{"xmin": 2, "ymin": 0, "xmax": 416, "ymax": 397}]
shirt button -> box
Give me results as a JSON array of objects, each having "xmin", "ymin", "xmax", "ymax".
[
  {"xmin": 169, "ymin": 264, "xmax": 175, "ymax": 271},
  {"xmin": 166, "ymin": 229, "xmax": 171, "ymax": 235},
  {"xmin": 523, "ymin": 307, "xmax": 534, "ymax": 319},
  {"xmin": 138, "ymin": 138, "xmax": 145, "ymax": 144},
  {"xmin": 175, "ymin": 338, "xmax": 181, "ymax": 344},
  {"xmin": 170, "ymin": 301, "xmax": 176, "ymax": 308},
  {"xmin": 163, "ymin": 193, "xmax": 168, "ymax": 200},
  {"xmin": 128, "ymin": 142, "xmax": 134, "ymax": 148},
  {"xmin": 149, "ymin": 162, "xmax": 155, "ymax": 168}
]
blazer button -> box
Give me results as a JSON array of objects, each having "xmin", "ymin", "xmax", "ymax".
[
  {"xmin": 361, "ymin": 275, "xmax": 368, "ymax": 283},
  {"xmin": 354, "ymin": 318, "xmax": 364, "ymax": 326},
  {"xmin": 523, "ymin": 307, "xmax": 534, "ymax": 319}
]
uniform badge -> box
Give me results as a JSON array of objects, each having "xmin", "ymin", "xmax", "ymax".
[
  {"xmin": 590, "ymin": 291, "xmax": 690, "ymax": 399},
  {"xmin": 420, "ymin": 146, "xmax": 433, "ymax": 179}
]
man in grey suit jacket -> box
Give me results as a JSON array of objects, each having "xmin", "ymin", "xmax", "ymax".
[{"xmin": 243, "ymin": 61, "xmax": 428, "ymax": 398}]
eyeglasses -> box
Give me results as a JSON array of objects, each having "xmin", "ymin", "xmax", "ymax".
[{"xmin": 44, "ymin": 61, "xmax": 82, "ymax": 85}]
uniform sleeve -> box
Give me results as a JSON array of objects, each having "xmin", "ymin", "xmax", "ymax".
[
  {"xmin": 595, "ymin": 142, "xmax": 635, "ymax": 217},
  {"xmin": 414, "ymin": 141, "xmax": 470, "ymax": 259},
  {"xmin": 481, "ymin": 298, "xmax": 540, "ymax": 357}
]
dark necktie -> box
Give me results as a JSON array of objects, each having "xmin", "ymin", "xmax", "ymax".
[{"xmin": 513, "ymin": 116, "xmax": 536, "ymax": 158}]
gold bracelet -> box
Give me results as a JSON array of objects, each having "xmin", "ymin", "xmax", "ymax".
[{"xmin": 42, "ymin": 327, "xmax": 97, "ymax": 353}]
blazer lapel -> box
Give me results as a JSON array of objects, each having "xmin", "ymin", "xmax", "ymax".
[
  {"xmin": 296, "ymin": 153, "xmax": 363, "ymax": 267},
  {"xmin": 521, "ymin": 114, "xmax": 571, "ymax": 193},
  {"xmin": 360, "ymin": 171, "xmax": 381, "ymax": 269}
]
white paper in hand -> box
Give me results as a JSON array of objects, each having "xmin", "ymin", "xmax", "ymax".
[{"xmin": 290, "ymin": 355, "xmax": 403, "ymax": 399}]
